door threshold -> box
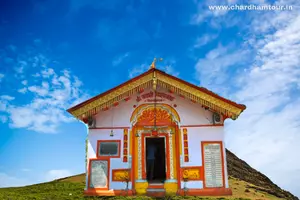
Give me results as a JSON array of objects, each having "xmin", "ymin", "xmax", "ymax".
[{"xmin": 148, "ymin": 183, "xmax": 164, "ymax": 189}]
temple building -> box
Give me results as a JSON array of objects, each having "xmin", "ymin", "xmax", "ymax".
[{"xmin": 67, "ymin": 59, "xmax": 246, "ymax": 196}]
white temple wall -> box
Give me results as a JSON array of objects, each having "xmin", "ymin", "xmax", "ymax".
[
  {"xmin": 93, "ymin": 87, "xmax": 214, "ymax": 127},
  {"xmin": 181, "ymin": 181, "xmax": 204, "ymax": 189},
  {"xmin": 87, "ymin": 87, "xmax": 228, "ymax": 190},
  {"xmin": 88, "ymin": 129, "xmax": 131, "ymax": 190},
  {"xmin": 182, "ymin": 126, "xmax": 224, "ymax": 167},
  {"xmin": 180, "ymin": 126, "xmax": 229, "ymax": 188}
]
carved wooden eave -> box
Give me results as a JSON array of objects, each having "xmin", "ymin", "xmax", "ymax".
[{"xmin": 67, "ymin": 68, "xmax": 246, "ymax": 121}]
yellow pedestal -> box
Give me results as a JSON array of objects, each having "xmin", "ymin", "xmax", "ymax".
[
  {"xmin": 164, "ymin": 182, "xmax": 178, "ymax": 195},
  {"xmin": 135, "ymin": 181, "xmax": 148, "ymax": 195}
]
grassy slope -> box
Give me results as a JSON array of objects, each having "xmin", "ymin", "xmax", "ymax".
[
  {"xmin": 0, "ymin": 174, "xmax": 284, "ymax": 200},
  {"xmin": 0, "ymin": 149, "xmax": 298, "ymax": 200}
]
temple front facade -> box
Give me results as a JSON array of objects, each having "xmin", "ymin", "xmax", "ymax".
[{"xmin": 67, "ymin": 63, "xmax": 246, "ymax": 196}]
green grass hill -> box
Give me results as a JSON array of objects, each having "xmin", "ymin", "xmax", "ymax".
[{"xmin": 0, "ymin": 149, "xmax": 298, "ymax": 200}]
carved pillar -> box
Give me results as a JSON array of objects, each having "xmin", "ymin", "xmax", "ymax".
[
  {"xmin": 169, "ymin": 131, "xmax": 174, "ymax": 179},
  {"xmin": 137, "ymin": 131, "xmax": 142, "ymax": 180}
]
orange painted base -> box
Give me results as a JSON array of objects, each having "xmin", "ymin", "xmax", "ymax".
[
  {"xmin": 84, "ymin": 188, "xmax": 232, "ymax": 196},
  {"xmin": 84, "ymin": 189, "xmax": 134, "ymax": 196},
  {"xmin": 177, "ymin": 188, "xmax": 232, "ymax": 196}
]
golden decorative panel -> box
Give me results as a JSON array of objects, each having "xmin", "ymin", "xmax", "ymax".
[
  {"xmin": 112, "ymin": 169, "xmax": 130, "ymax": 182},
  {"xmin": 130, "ymin": 104, "xmax": 180, "ymax": 124},
  {"xmin": 137, "ymin": 108, "xmax": 171, "ymax": 124},
  {"xmin": 181, "ymin": 167, "xmax": 203, "ymax": 180}
]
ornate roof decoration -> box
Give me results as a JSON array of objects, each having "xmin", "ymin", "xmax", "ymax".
[
  {"xmin": 67, "ymin": 67, "xmax": 246, "ymax": 121},
  {"xmin": 130, "ymin": 104, "xmax": 180, "ymax": 126}
]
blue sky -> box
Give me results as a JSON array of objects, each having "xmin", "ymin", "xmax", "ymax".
[{"xmin": 1, "ymin": 0, "xmax": 300, "ymax": 197}]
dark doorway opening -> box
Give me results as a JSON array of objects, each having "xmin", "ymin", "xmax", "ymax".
[{"xmin": 146, "ymin": 137, "xmax": 166, "ymax": 183}]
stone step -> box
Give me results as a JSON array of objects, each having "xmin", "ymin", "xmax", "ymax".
[
  {"xmin": 146, "ymin": 188, "xmax": 166, "ymax": 197},
  {"xmin": 147, "ymin": 188, "xmax": 165, "ymax": 192}
]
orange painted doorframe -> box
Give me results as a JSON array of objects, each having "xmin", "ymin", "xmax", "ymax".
[
  {"xmin": 130, "ymin": 125, "xmax": 181, "ymax": 190},
  {"xmin": 131, "ymin": 127, "xmax": 136, "ymax": 193},
  {"xmin": 175, "ymin": 125, "xmax": 181, "ymax": 189}
]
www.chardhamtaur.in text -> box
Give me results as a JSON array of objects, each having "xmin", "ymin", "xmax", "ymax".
[{"xmin": 208, "ymin": 4, "xmax": 293, "ymax": 11}]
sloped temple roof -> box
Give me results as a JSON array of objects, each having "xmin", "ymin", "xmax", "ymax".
[{"xmin": 67, "ymin": 68, "xmax": 246, "ymax": 121}]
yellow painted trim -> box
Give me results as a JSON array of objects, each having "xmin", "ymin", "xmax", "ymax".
[
  {"xmin": 135, "ymin": 182, "xmax": 148, "ymax": 195},
  {"xmin": 172, "ymin": 127, "xmax": 177, "ymax": 179},
  {"xmin": 129, "ymin": 129, "xmax": 132, "ymax": 155},
  {"xmin": 164, "ymin": 182, "xmax": 178, "ymax": 195},
  {"xmin": 178, "ymin": 129, "xmax": 182, "ymax": 156},
  {"xmin": 134, "ymin": 133, "xmax": 139, "ymax": 180}
]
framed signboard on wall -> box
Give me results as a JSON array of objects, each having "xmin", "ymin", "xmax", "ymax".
[
  {"xmin": 88, "ymin": 159, "xmax": 109, "ymax": 189},
  {"xmin": 201, "ymin": 141, "xmax": 224, "ymax": 188}
]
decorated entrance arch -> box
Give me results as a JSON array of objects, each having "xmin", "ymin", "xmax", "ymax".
[{"xmin": 130, "ymin": 103, "xmax": 181, "ymax": 194}]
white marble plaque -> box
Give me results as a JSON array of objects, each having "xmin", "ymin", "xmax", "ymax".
[
  {"xmin": 90, "ymin": 160, "xmax": 108, "ymax": 188},
  {"xmin": 203, "ymin": 143, "xmax": 223, "ymax": 187}
]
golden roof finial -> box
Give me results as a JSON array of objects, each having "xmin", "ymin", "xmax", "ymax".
[{"xmin": 150, "ymin": 57, "xmax": 163, "ymax": 69}]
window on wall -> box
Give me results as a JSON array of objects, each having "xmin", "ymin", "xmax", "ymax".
[{"xmin": 97, "ymin": 140, "xmax": 120, "ymax": 157}]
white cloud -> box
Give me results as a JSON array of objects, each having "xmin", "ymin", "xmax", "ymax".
[
  {"xmin": 112, "ymin": 52, "xmax": 130, "ymax": 66},
  {"xmin": 8, "ymin": 69, "xmax": 88, "ymax": 133},
  {"xmin": 32, "ymin": 73, "xmax": 40, "ymax": 77},
  {"xmin": 28, "ymin": 85, "xmax": 49, "ymax": 97},
  {"xmin": 0, "ymin": 95, "xmax": 15, "ymax": 113},
  {"xmin": 128, "ymin": 63, "xmax": 149, "ymax": 78},
  {"xmin": 0, "ymin": 46, "xmax": 90, "ymax": 133},
  {"xmin": 0, "ymin": 95, "xmax": 15, "ymax": 101},
  {"xmin": 0, "ymin": 173, "xmax": 33, "ymax": 188},
  {"xmin": 190, "ymin": 0, "xmax": 243, "ymax": 29},
  {"xmin": 194, "ymin": 34, "xmax": 218, "ymax": 48},
  {"xmin": 195, "ymin": 44, "xmax": 249, "ymax": 95},
  {"xmin": 194, "ymin": 0, "xmax": 300, "ymax": 197},
  {"xmin": 229, "ymin": 12, "xmax": 300, "ymax": 197},
  {"xmin": 18, "ymin": 87, "xmax": 27, "ymax": 94},
  {"xmin": 161, "ymin": 65, "xmax": 180, "ymax": 77},
  {"xmin": 45, "ymin": 170, "xmax": 72, "ymax": 181},
  {"xmin": 14, "ymin": 61, "xmax": 27, "ymax": 74},
  {"xmin": 41, "ymin": 68, "xmax": 55, "ymax": 78},
  {"xmin": 191, "ymin": 0, "xmax": 229, "ymax": 25},
  {"xmin": 158, "ymin": 59, "xmax": 180, "ymax": 77}
]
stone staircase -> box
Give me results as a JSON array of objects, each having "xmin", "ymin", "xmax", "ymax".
[{"xmin": 146, "ymin": 183, "xmax": 166, "ymax": 197}]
